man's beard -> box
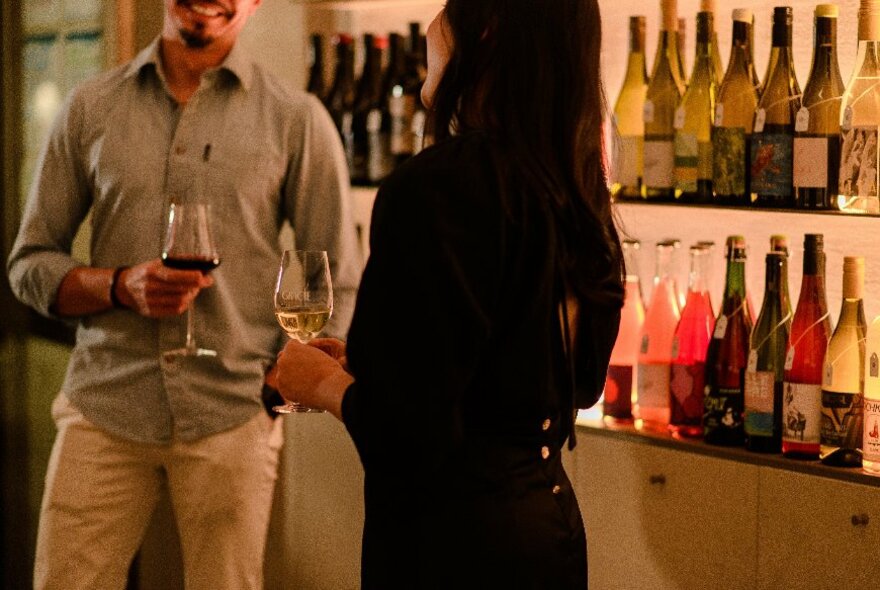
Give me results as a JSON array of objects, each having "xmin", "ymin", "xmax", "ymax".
[{"xmin": 180, "ymin": 25, "xmax": 212, "ymax": 48}]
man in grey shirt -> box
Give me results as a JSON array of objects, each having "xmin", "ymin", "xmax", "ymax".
[{"xmin": 7, "ymin": 0, "xmax": 361, "ymax": 588}]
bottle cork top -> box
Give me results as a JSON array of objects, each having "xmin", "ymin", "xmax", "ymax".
[
  {"xmin": 859, "ymin": 0, "xmax": 880, "ymax": 40},
  {"xmin": 726, "ymin": 235, "xmax": 747, "ymax": 248},
  {"xmin": 732, "ymin": 8, "xmax": 753, "ymax": 22},
  {"xmin": 804, "ymin": 233, "xmax": 824, "ymax": 250},
  {"xmin": 843, "ymin": 256, "xmax": 866, "ymax": 299},
  {"xmin": 661, "ymin": 0, "xmax": 678, "ymax": 31},
  {"xmin": 815, "ymin": 4, "xmax": 839, "ymax": 18},
  {"xmin": 770, "ymin": 234, "xmax": 789, "ymax": 255},
  {"xmin": 700, "ymin": 0, "xmax": 716, "ymax": 13}
]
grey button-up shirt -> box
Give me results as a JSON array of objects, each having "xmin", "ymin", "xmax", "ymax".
[{"xmin": 7, "ymin": 39, "xmax": 363, "ymax": 443}]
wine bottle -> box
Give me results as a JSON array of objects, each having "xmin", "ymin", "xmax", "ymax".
[
  {"xmin": 704, "ymin": 235, "xmax": 753, "ymax": 446},
  {"xmin": 713, "ymin": 9, "xmax": 759, "ymax": 206},
  {"xmin": 783, "ymin": 234, "xmax": 831, "ymax": 460},
  {"xmin": 644, "ymin": 0, "xmax": 686, "ymax": 201},
  {"xmin": 750, "ymin": 7, "xmax": 800, "ymax": 208},
  {"xmin": 306, "ymin": 33, "xmax": 325, "ymax": 99},
  {"xmin": 750, "ymin": 12, "xmax": 761, "ymax": 91},
  {"xmin": 677, "ymin": 16, "xmax": 688, "ymax": 85},
  {"xmin": 744, "ymin": 252, "xmax": 792, "ymax": 452},
  {"xmin": 611, "ymin": 16, "xmax": 649, "ymax": 201},
  {"xmin": 793, "ymin": 5, "xmax": 844, "ymax": 210},
  {"xmin": 838, "ymin": 0, "xmax": 880, "ymax": 214},
  {"xmin": 325, "ymin": 33, "xmax": 356, "ymax": 175},
  {"xmin": 604, "ymin": 239, "xmax": 646, "ymax": 425},
  {"xmin": 636, "ymin": 239, "xmax": 682, "ymax": 433},
  {"xmin": 351, "ymin": 33, "xmax": 384, "ymax": 186},
  {"xmin": 669, "ymin": 244, "xmax": 715, "ymax": 437},
  {"xmin": 674, "ymin": 11, "xmax": 717, "ymax": 203},
  {"xmin": 700, "ymin": 0, "xmax": 724, "ymax": 86},
  {"xmin": 821, "ymin": 256, "xmax": 867, "ymax": 467},
  {"xmin": 387, "ymin": 23, "xmax": 424, "ymax": 167},
  {"xmin": 863, "ymin": 315, "xmax": 880, "ymax": 475}
]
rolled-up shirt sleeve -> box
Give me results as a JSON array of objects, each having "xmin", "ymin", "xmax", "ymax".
[
  {"xmin": 7, "ymin": 89, "xmax": 92, "ymax": 319},
  {"xmin": 281, "ymin": 95, "xmax": 362, "ymax": 341}
]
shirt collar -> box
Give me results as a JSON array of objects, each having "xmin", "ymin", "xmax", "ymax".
[{"xmin": 124, "ymin": 37, "xmax": 253, "ymax": 92}]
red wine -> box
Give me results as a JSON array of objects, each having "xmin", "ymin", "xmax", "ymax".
[{"xmin": 162, "ymin": 255, "xmax": 221, "ymax": 273}]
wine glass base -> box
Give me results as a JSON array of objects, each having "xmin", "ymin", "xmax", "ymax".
[
  {"xmin": 272, "ymin": 402, "xmax": 326, "ymax": 414},
  {"xmin": 163, "ymin": 346, "xmax": 218, "ymax": 360}
]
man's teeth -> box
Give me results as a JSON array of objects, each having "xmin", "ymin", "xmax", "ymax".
[{"xmin": 190, "ymin": 4, "xmax": 223, "ymax": 17}]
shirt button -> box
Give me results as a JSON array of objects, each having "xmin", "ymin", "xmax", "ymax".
[
  {"xmin": 552, "ymin": 485, "xmax": 561, "ymax": 495},
  {"xmin": 542, "ymin": 418, "xmax": 551, "ymax": 431},
  {"xmin": 541, "ymin": 446, "xmax": 550, "ymax": 460}
]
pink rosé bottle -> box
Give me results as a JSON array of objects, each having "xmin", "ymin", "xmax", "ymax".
[
  {"xmin": 636, "ymin": 239, "xmax": 682, "ymax": 433},
  {"xmin": 604, "ymin": 239, "xmax": 646, "ymax": 425},
  {"xmin": 670, "ymin": 243, "xmax": 715, "ymax": 437}
]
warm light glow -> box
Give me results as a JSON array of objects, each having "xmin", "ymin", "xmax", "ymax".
[{"xmin": 34, "ymin": 81, "xmax": 61, "ymax": 127}]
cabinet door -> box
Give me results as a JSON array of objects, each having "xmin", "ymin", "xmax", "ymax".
[
  {"xmin": 757, "ymin": 469, "xmax": 880, "ymax": 589},
  {"xmin": 576, "ymin": 432, "xmax": 759, "ymax": 590}
]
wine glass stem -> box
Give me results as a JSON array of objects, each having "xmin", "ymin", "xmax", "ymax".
[{"xmin": 185, "ymin": 306, "xmax": 195, "ymax": 350}]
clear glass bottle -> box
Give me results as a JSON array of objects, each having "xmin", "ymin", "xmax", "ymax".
[
  {"xmin": 793, "ymin": 5, "xmax": 844, "ymax": 210},
  {"xmin": 669, "ymin": 244, "xmax": 715, "ymax": 437},
  {"xmin": 838, "ymin": 0, "xmax": 880, "ymax": 214},
  {"xmin": 644, "ymin": 0, "xmax": 686, "ymax": 201},
  {"xmin": 636, "ymin": 240, "xmax": 682, "ymax": 433},
  {"xmin": 821, "ymin": 256, "xmax": 867, "ymax": 467},
  {"xmin": 674, "ymin": 11, "xmax": 717, "ymax": 203},
  {"xmin": 604, "ymin": 239, "xmax": 646, "ymax": 425},
  {"xmin": 612, "ymin": 16, "xmax": 649, "ymax": 201}
]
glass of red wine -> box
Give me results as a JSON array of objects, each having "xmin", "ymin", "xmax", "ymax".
[{"xmin": 161, "ymin": 202, "xmax": 220, "ymax": 357}]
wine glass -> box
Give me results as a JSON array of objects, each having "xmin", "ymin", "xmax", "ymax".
[
  {"xmin": 273, "ymin": 249, "xmax": 334, "ymax": 413},
  {"xmin": 161, "ymin": 202, "xmax": 220, "ymax": 358}
]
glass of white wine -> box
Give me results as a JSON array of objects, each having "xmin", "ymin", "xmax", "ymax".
[{"xmin": 273, "ymin": 249, "xmax": 333, "ymax": 413}]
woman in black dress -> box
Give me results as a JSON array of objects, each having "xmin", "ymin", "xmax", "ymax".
[{"xmin": 275, "ymin": 1, "xmax": 624, "ymax": 587}]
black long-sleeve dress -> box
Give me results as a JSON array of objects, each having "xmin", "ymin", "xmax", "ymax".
[{"xmin": 341, "ymin": 131, "xmax": 621, "ymax": 589}]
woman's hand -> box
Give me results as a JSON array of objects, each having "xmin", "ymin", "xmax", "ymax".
[
  {"xmin": 308, "ymin": 338, "xmax": 349, "ymax": 372},
  {"xmin": 276, "ymin": 339, "xmax": 354, "ymax": 420}
]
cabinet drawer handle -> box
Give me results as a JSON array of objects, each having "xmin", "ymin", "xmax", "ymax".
[
  {"xmin": 851, "ymin": 514, "xmax": 870, "ymax": 527},
  {"xmin": 649, "ymin": 474, "xmax": 666, "ymax": 485}
]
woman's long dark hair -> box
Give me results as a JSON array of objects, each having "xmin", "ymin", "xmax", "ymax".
[{"xmin": 429, "ymin": 0, "xmax": 624, "ymax": 308}]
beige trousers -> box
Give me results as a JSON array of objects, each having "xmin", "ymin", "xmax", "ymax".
[{"xmin": 34, "ymin": 394, "xmax": 283, "ymax": 590}]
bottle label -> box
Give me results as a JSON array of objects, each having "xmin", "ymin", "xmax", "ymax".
[
  {"xmin": 613, "ymin": 135, "xmax": 642, "ymax": 187},
  {"xmin": 411, "ymin": 110, "xmax": 427, "ymax": 155},
  {"xmin": 703, "ymin": 385, "xmax": 744, "ymax": 434},
  {"xmin": 795, "ymin": 107, "xmax": 809, "ymax": 133},
  {"xmin": 389, "ymin": 94, "xmax": 416, "ymax": 155},
  {"xmin": 864, "ymin": 398, "xmax": 880, "ymax": 463},
  {"xmin": 712, "ymin": 127, "xmax": 747, "ymax": 196},
  {"xmin": 754, "ymin": 109, "xmax": 766, "ymax": 133},
  {"xmin": 747, "ymin": 350, "xmax": 758, "ymax": 373},
  {"xmin": 643, "ymin": 139, "xmax": 674, "ymax": 188},
  {"xmin": 714, "ymin": 104, "xmax": 724, "ymax": 127},
  {"xmin": 820, "ymin": 390, "xmax": 862, "ymax": 447},
  {"xmin": 643, "ymin": 100, "xmax": 655, "ymax": 124},
  {"xmin": 674, "ymin": 133, "xmax": 698, "ymax": 192},
  {"xmin": 782, "ymin": 382, "xmax": 822, "ymax": 445},
  {"xmin": 838, "ymin": 127, "xmax": 879, "ymax": 199},
  {"xmin": 366, "ymin": 109, "xmax": 382, "ymax": 133},
  {"xmin": 793, "ymin": 137, "xmax": 829, "ymax": 189},
  {"xmin": 750, "ymin": 133, "xmax": 793, "ymax": 196},
  {"xmin": 842, "ymin": 106, "xmax": 853, "ymax": 131},
  {"xmin": 604, "ymin": 365, "xmax": 634, "ymax": 419},
  {"xmin": 674, "ymin": 106, "xmax": 686, "ymax": 130},
  {"xmin": 784, "ymin": 347, "xmax": 795, "ymax": 371},
  {"xmin": 637, "ymin": 363, "xmax": 671, "ymax": 409},
  {"xmin": 872, "ymin": 352, "xmax": 879, "ymax": 378},
  {"xmin": 744, "ymin": 370, "xmax": 775, "ymax": 412},
  {"xmin": 670, "ymin": 362, "xmax": 706, "ymax": 424},
  {"xmin": 713, "ymin": 315, "xmax": 728, "ymax": 339}
]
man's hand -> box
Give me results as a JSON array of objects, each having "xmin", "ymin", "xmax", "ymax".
[
  {"xmin": 308, "ymin": 338, "xmax": 349, "ymax": 372},
  {"xmin": 117, "ymin": 259, "xmax": 214, "ymax": 318}
]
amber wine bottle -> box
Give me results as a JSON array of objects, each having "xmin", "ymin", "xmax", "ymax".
[
  {"xmin": 750, "ymin": 7, "xmax": 801, "ymax": 208},
  {"xmin": 838, "ymin": 0, "xmax": 880, "ymax": 214},
  {"xmin": 700, "ymin": 0, "xmax": 724, "ymax": 85},
  {"xmin": 674, "ymin": 11, "xmax": 716, "ymax": 203},
  {"xmin": 793, "ymin": 5, "xmax": 844, "ymax": 210},
  {"xmin": 612, "ymin": 17, "xmax": 649, "ymax": 201},
  {"xmin": 821, "ymin": 256, "xmax": 867, "ymax": 467},
  {"xmin": 644, "ymin": 0, "xmax": 686, "ymax": 201}
]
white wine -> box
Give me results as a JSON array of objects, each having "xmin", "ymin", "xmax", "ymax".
[
  {"xmin": 793, "ymin": 5, "xmax": 844, "ymax": 210},
  {"xmin": 644, "ymin": 0, "xmax": 686, "ymax": 201},
  {"xmin": 674, "ymin": 10, "xmax": 717, "ymax": 203},
  {"xmin": 611, "ymin": 16, "xmax": 649, "ymax": 201},
  {"xmin": 713, "ymin": 9, "xmax": 759, "ymax": 205},
  {"xmin": 838, "ymin": 0, "xmax": 880, "ymax": 214},
  {"xmin": 700, "ymin": 0, "xmax": 724, "ymax": 85},
  {"xmin": 275, "ymin": 307, "xmax": 332, "ymax": 343},
  {"xmin": 821, "ymin": 256, "xmax": 867, "ymax": 467}
]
